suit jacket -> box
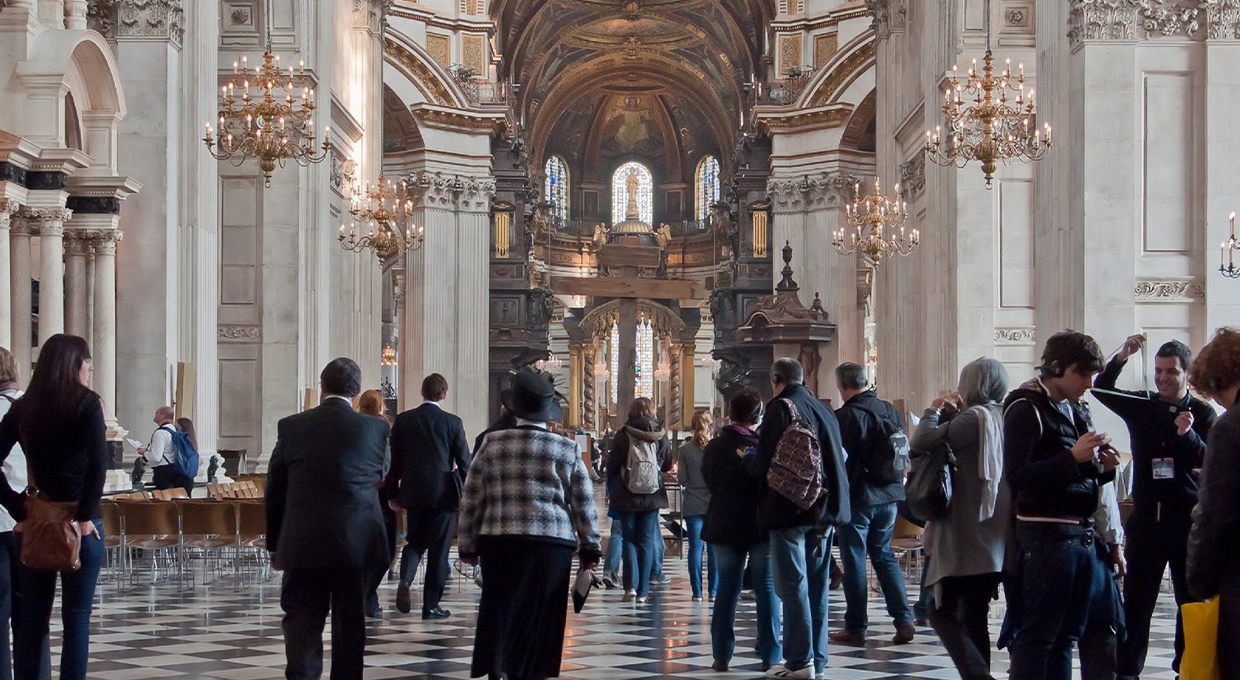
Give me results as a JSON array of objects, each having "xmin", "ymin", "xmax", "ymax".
[
  {"xmin": 265, "ymin": 398, "xmax": 390, "ymax": 570},
  {"xmin": 386, "ymin": 402, "xmax": 472, "ymax": 512}
]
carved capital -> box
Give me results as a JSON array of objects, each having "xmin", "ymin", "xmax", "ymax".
[
  {"xmin": 1068, "ymin": 0, "xmax": 1220, "ymax": 48},
  {"xmin": 107, "ymin": 0, "xmax": 185, "ymax": 48},
  {"xmin": 768, "ymin": 174, "xmax": 859, "ymax": 212},
  {"xmin": 86, "ymin": 229, "xmax": 123, "ymax": 256},
  {"xmin": 64, "ymin": 232, "xmax": 93, "ymax": 256},
  {"xmin": 407, "ymin": 171, "xmax": 495, "ymax": 212},
  {"xmin": 20, "ymin": 207, "xmax": 72, "ymax": 234},
  {"xmin": 0, "ymin": 199, "xmax": 17, "ymax": 224},
  {"xmin": 864, "ymin": 0, "xmax": 907, "ymax": 38},
  {"xmin": 1206, "ymin": 0, "xmax": 1240, "ymax": 39},
  {"xmin": 457, "ymin": 175, "xmax": 496, "ymax": 213},
  {"xmin": 352, "ymin": 0, "xmax": 392, "ymax": 31}
]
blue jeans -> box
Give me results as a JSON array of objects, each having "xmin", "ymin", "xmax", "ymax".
[
  {"xmin": 617, "ymin": 510, "xmax": 659, "ymax": 597},
  {"xmin": 770, "ymin": 526, "xmax": 831, "ymax": 673},
  {"xmin": 1007, "ymin": 524, "xmax": 1117, "ymax": 680},
  {"xmin": 603, "ymin": 522, "xmax": 624, "ymax": 576},
  {"xmin": 684, "ymin": 516, "xmax": 716, "ymax": 598},
  {"xmin": 713, "ymin": 542, "xmax": 781, "ymax": 666},
  {"xmin": 838, "ymin": 502, "xmax": 914, "ymax": 632},
  {"xmin": 15, "ymin": 519, "xmax": 104, "ymax": 680},
  {"xmin": 652, "ymin": 525, "xmax": 665, "ymax": 580}
]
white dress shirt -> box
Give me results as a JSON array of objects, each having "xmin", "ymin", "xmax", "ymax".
[
  {"xmin": 0, "ymin": 389, "xmax": 29, "ymax": 532},
  {"xmin": 143, "ymin": 424, "xmax": 176, "ymax": 467}
]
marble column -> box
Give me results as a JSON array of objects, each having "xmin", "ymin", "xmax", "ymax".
[
  {"xmin": 0, "ymin": 200, "xmax": 13, "ymax": 350},
  {"xmin": 617, "ymin": 299, "xmax": 637, "ymax": 413},
  {"xmin": 91, "ymin": 230, "xmax": 123, "ymax": 433},
  {"xmin": 65, "ymin": 233, "xmax": 90, "ymax": 339},
  {"xmin": 9, "ymin": 217, "xmax": 32, "ymax": 375},
  {"xmin": 31, "ymin": 207, "xmax": 71, "ymax": 349},
  {"xmin": 583, "ymin": 343, "xmax": 597, "ymax": 432}
]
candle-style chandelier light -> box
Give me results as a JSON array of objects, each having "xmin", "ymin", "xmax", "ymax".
[
  {"xmin": 534, "ymin": 353, "xmax": 563, "ymax": 372},
  {"xmin": 381, "ymin": 345, "xmax": 398, "ymax": 367},
  {"xmin": 203, "ymin": 0, "xmax": 329, "ymax": 187},
  {"xmin": 339, "ymin": 176, "xmax": 425, "ymax": 260},
  {"xmin": 924, "ymin": 0, "xmax": 1052, "ymax": 188},
  {"xmin": 1221, "ymin": 212, "xmax": 1240, "ymax": 279},
  {"xmin": 654, "ymin": 354, "xmax": 672, "ymax": 383},
  {"xmin": 833, "ymin": 177, "xmax": 919, "ymax": 265}
]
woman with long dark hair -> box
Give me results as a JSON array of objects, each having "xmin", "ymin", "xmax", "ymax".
[
  {"xmin": 174, "ymin": 417, "xmax": 198, "ymax": 452},
  {"xmin": 605, "ymin": 397, "xmax": 672, "ymax": 604},
  {"xmin": 0, "ymin": 334, "xmax": 107, "ymax": 680},
  {"xmin": 357, "ymin": 389, "xmax": 396, "ymax": 618}
]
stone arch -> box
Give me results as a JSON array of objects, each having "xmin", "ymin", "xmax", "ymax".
[
  {"xmin": 580, "ymin": 298, "xmax": 686, "ymax": 340},
  {"xmin": 797, "ymin": 33, "xmax": 876, "ymax": 109},
  {"xmin": 383, "ymin": 32, "xmax": 467, "ymax": 109},
  {"xmin": 17, "ymin": 30, "xmax": 125, "ymax": 171}
]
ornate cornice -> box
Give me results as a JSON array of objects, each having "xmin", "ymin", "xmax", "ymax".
[
  {"xmin": 384, "ymin": 38, "xmax": 457, "ymax": 107},
  {"xmin": 91, "ymin": 0, "xmax": 184, "ymax": 48},
  {"xmin": 411, "ymin": 106, "xmax": 505, "ymax": 133},
  {"xmin": 218, "ymin": 325, "xmax": 262, "ymax": 341},
  {"xmin": 994, "ymin": 327, "xmax": 1037, "ymax": 344},
  {"xmin": 1134, "ymin": 278, "xmax": 1206, "ymax": 301},
  {"xmin": 863, "ymin": 0, "xmax": 906, "ymax": 38},
  {"xmin": 757, "ymin": 107, "xmax": 851, "ymax": 133},
  {"xmin": 807, "ymin": 41, "xmax": 877, "ymax": 107},
  {"xmin": 1068, "ymin": 0, "xmax": 1239, "ymax": 48},
  {"xmin": 768, "ymin": 173, "xmax": 861, "ymax": 211}
]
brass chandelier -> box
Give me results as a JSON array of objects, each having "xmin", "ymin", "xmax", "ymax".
[
  {"xmin": 924, "ymin": 0, "xmax": 1051, "ymax": 187},
  {"xmin": 339, "ymin": 176, "xmax": 425, "ymax": 261},
  {"xmin": 203, "ymin": 0, "xmax": 329, "ymax": 187},
  {"xmin": 833, "ymin": 177, "xmax": 919, "ymax": 265}
]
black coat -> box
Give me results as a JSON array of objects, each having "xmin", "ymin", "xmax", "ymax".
[
  {"xmin": 835, "ymin": 391, "xmax": 906, "ymax": 507},
  {"xmin": 746, "ymin": 383, "xmax": 851, "ymax": 530},
  {"xmin": 701, "ymin": 426, "xmax": 766, "ymax": 547},
  {"xmin": 605, "ymin": 416, "xmax": 671, "ymax": 513},
  {"xmin": 1003, "ymin": 378, "xmax": 1116, "ymax": 520},
  {"xmin": 265, "ymin": 398, "xmax": 390, "ymax": 570},
  {"xmin": 1092, "ymin": 356, "xmax": 1215, "ymax": 512},
  {"xmin": 386, "ymin": 402, "xmax": 472, "ymax": 512}
]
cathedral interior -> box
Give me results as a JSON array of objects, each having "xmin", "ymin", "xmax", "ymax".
[{"xmin": 0, "ymin": 0, "xmax": 1233, "ymax": 678}]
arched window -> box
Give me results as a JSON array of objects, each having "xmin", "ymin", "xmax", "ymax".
[
  {"xmin": 612, "ymin": 161, "xmax": 653, "ymax": 225},
  {"xmin": 544, "ymin": 155, "xmax": 569, "ymax": 223},
  {"xmin": 696, "ymin": 155, "xmax": 720, "ymax": 221}
]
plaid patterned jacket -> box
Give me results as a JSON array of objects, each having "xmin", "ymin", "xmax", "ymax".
[{"xmin": 458, "ymin": 426, "xmax": 602, "ymax": 557}]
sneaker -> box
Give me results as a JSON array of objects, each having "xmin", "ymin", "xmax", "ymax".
[
  {"xmin": 622, "ymin": 589, "xmax": 635, "ymax": 602},
  {"xmin": 764, "ymin": 663, "xmax": 815, "ymax": 679},
  {"xmin": 827, "ymin": 629, "xmax": 867, "ymax": 646},
  {"xmin": 893, "ymin": 622, "xmax": 916, "ymax": 644},
  {"xmin": 692, "ymin": 596, "xmax": 703, "ymax": 602},
  {"xmin": 635, "ymin": 595, "xmax": 649, "ymax": 604},
  {"xmin": 711, "ymin": 659, "xmax": 729, "ymax": 672},
  {"xmin": 601, "ymin": 573, "xmax": 621, "ymax": 589},
  {"xmin": 650, "ymin": 575, "xmax": 672, "ymax": 585}
]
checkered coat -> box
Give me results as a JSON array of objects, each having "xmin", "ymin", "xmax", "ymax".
[{"xmin": 457, "ymin": 426, "xmax": 602, "ymax": 558}]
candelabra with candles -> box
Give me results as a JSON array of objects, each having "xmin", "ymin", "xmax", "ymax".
[
  {"xmin": 833, "ymin": 177, "xmax": 919, "ymax": 265},
  {"xmin": 534, "ymin": 353, "xmax": 563, "ymax": 373},
  {"xmin": 592, "ymin": 358, "xmax": 611, "ymax": 384},
  {"xmin": 1221, "ymin": 212, "xmax": 1240, "ymax": 279},
  {"xmin": 339, "ymin": 176, "xmax": 425, "ymax": 261},
  {"xmin": 924, "ymin": 0, "xmax": 1052, "ymax": 187},
  {"xmin": 654, "ymin": 354, "xmax": 672, "ymax": 383},
  {"xmin": 203, "ymin": 0, "xmax": 329, "ymax": 187},
  {"xmin": 381, "ymin": 346, "xmax": 398, "ymax": 367}
]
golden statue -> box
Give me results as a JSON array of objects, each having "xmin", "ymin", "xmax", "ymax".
[
  {"xmin": 656, "ymin": 223, "xmax": 672, "ymax": 250},
  {"xmin": 592, "ymin": 222, "xmax": 609, "ymax": 250},
  {"xmin": 625, "ymin": 169, "xmax": 641, "ymax": 220}
]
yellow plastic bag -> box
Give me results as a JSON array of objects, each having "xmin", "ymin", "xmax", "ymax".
[{"xmin": 1181, "ymin": 598, "xmax": 1221, "ymax": 680}]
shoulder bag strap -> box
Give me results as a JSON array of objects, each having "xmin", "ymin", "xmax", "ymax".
[{"xmin": 780, "ymin": 398, "xmax": 801, "ymax": 424}]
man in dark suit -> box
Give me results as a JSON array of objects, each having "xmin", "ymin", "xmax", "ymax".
[
  {"xmin": 385, "ymin": 373, "xmax": 471, "ymax": 620},
  {"xmin": 266, "ymin": 358, "xmax": 389, "ymax": 680}
]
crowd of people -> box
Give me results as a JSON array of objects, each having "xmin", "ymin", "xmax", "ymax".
[{"xmin": 0, "ymin": 325, "xmax": 1237, "ymax": 680}]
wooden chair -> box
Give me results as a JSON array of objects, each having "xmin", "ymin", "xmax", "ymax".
[
  {"xmin": 119, "ymin": 501, "xmax": 182, "ymax": 586},
  {"xmin": 236, "ymin": 501, "xmax": 271, "ymax": 583},
  {"xmin": 99, "ymin": 501, "xmax": 124, "ymax": 585},
  {"xmin": 890, "ymin": 515, "xmax": 926, "ymax": 579},
  {"xmin": 179, "ymin": 501, "xmax": 239, "ymax": 587}
]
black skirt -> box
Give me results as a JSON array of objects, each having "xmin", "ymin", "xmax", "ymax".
[{"xmin": 472, "ymin": 536, "xmax": 575, "ymax": 680}]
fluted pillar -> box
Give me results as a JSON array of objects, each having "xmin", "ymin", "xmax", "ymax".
[
  {"xmin": 9, "ymin": 217, "xmax": 33, "ymax": 376},
  {"xmin": 583, "ymin": 343, "xmax": 597, "ymax": 432},
  {"xmin": 30, "ymin": 207, "xmax": 70, "ymax": 348},
  {"xmin": 0, "ymin": 201, "xmax": 13, "ymax": 350},
  {"xmin": 65, "ymin": 233, "xmax": 90, "ymax": 339},
  {"xmin": 91, "ymin": 230, "xmax": 123, "ymax": 432}
]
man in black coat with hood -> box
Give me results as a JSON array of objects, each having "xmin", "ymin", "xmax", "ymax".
[{"xmin": 743, "ymin": 358, "xmax": 849, "ymax": 679}]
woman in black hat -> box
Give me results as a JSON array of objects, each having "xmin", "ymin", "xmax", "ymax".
[{"xmin": 458, "ymin": 370, "xmax": 603, "ymax": 680}]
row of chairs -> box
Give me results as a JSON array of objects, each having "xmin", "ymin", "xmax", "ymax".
[
  {"xmin": 207, "ymin": 481, "xmax": 263, "ymax": 499},
  {"xmin": 100, "ymin": 498, "xmax": 269, "ymax": 589}
]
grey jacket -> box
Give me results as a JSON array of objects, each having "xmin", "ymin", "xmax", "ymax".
[
  {"xmin": 677, "ymin": 441, "xmax": 710, "ymax": 518},
  {"xmin": 911, "ymin": 404, "xmax": 1010, "ymax": 586}
]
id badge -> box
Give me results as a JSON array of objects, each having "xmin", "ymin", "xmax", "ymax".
[{"xmin": 1152, "ymin": 458, "xmax": 1175, "ymax": 480}]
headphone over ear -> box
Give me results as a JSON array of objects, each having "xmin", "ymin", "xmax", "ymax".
[{"xmin": 1039, "ymin": 361, "xmax": 1065, "ymax": 379}]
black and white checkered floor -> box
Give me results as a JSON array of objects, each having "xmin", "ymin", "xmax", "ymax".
[{"xmin": 55, "ymin": 550, "xmax": 1179, "ymax": 679}]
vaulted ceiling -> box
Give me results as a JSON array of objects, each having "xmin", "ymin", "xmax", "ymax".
[{"xmin": 489, "ymin": 0, "xmax": 775, "ymax": 173}]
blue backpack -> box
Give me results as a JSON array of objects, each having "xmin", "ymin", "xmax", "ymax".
[{"xmin": 162, "ymin": 426, "xmax": 200, "ymax": 479}]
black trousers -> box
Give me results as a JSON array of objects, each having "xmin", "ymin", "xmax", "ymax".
[
  {"xmin": 399, "ymin": 508, "xmax": 455, "ymax": 612},
  {"xmin": 280, "ymin": 568, "xmax": 368, "ymax": 680},
  {"xmin": 151, "ymin": 466, "xmax": 194, "ymax": 495},
  {"xmin": 930, "ymin": 572, "xmax": 1002, "ymax": 680},
  {"xmin": 1117, "ymin": 506, "xmax": 1193, "ymax": 679},
  {"xmin": 367, "ymin": 502, "xmax": 398, "ymax": 603}
]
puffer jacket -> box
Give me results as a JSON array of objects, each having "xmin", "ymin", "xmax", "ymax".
[{"xmin": 606, "ymin": 416, "xmax": 672, "ymax": 512}]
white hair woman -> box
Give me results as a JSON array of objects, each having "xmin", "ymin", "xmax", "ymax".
[{"xmin": 909, "ymin": 356, "xmax": 1010, "ymax": 680}]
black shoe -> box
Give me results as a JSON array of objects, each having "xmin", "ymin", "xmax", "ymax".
[
  {"xmin": 395, "ymin": 582, "xmax": 411, "ymax": 614},
  {"xmin": 366, "ymin": 593, "xmax": 383, "ymax": 619},
  {"xmin": 422, "ymin": 607, "xmax": 451, "ymax": 620}
]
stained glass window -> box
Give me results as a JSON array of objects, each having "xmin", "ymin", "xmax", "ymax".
[
  {"xmin": 636, "ymin": 316, "xmax": 654, "ymax": 399},
  {"xmin": 610, "ymin": 321, "xmax": 620, "ymax": 405},
  {"xmin": 545, "ymin": 155, "xmax": 569, "ymax": 224},
  {"xmin": 612, "ymin": 161, "xmax": 653, "ymax": 225},
  {"xmin": 696, "ymin": 155, "xmax": 720, "ymax": 221}
]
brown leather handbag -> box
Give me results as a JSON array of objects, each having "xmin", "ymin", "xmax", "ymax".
[{"xmin": 19, "ymin": 466, "xmax": 81, "ymax": 573}]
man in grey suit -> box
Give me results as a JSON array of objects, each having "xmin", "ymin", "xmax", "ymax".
[{"xmin": 266, "ymin": 358, "xmax": 390, "ymax": 680}]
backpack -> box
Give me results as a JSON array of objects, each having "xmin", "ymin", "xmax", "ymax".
[
  {"xmin": 161, "ymin": 426, "xmax": 200, "ymax": 479},
  {"xmin": 852, "ymin": 402, "xmax": 911, "ymax": 486},
  {"xmin": 624, "ymin": 435, "xmax": 662, "ymax": 495},
  {"xmin": 766, "ymin": 399, "xmax": 826, "ymax": 510}
]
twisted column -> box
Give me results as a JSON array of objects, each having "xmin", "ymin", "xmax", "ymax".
[
  {"xmin": 583, "ymin": 343, "xmax": 597, "ymax": 432},
  {"xmin": 669, "ymin": 343, "xmax": 683, "ymax": 430}
]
